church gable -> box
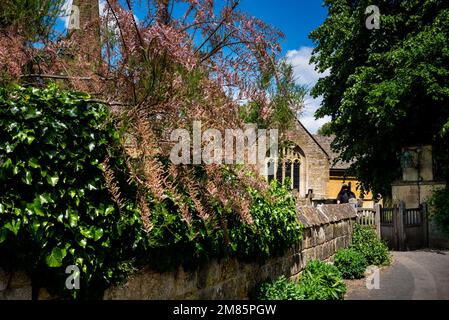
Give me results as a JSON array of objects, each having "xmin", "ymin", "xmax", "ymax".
[
  {"xmin": 283, "ymin": 120, "xmax": 330, "ymax": 199},
  {"xmin": 260, "ymin": 119, "xmax": 330, "ymax": 200}
]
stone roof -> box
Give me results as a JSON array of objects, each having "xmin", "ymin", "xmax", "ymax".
[
  {"xmin": 296, "ymin": 204, "xmax": 357, "ymax": 228},
  {"xmin": 313, "ymin": 134, "xmax": 353, "ymax": 170}
]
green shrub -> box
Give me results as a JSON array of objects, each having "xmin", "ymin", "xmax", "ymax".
[
  {"xmin": 229, "ymin": 179, "xmax": 303, "ymax": 260},
  {"xmin": 297, "ymin": 260, "xmax": 346, "ymax": 300},
  {"xmin": 256, "ymin": 276, "xmax": 304, "ymax": 300},
  {"xmin": 334, "ymin": 248, "xmax": 368, "ymax": 279},
  {"xmin": 428, "ymin": 187, "xmax": 449, "ymax": 236},
  {"xmin": 351, "ymin": 224, "xmax": 390, "ymax": 266},
  {"xmin": 256, "ymin": 260, "xmax": 346, "ymax": 300}
]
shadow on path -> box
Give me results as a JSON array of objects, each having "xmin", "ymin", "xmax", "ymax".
[{"xmin": 345, "ymin": 250, "xmax": 449, "ymax": 300}]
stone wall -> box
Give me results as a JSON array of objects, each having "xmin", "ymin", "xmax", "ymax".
[
  {"xmin": 104, "ymin": 204, "xmax": 356, "ymax": 300},
  {"xmin": 0, "ymin": 270, "xmax": 32, "ymax": 300},
  {"xmin": 0, "ymin": 204, "xmax": 356, "ymax": 300}
]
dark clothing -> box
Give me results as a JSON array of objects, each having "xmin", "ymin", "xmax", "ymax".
[{"xmin": 337, "ymin": 191, "xmax": 349, "ymax": 204}]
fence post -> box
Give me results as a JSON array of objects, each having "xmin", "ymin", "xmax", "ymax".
[
  {"xmin": 398, "ymin": 201, "xmax": 407, "ymax": 251},
  {"xmin": 375, "ymin": 203, "xmax": 381, "ymax": 239},
  {"xmin": 422, "ymin": 203, "xmax": 429, "ymax": 248}
]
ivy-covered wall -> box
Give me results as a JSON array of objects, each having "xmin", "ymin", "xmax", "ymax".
[
  {"xmin": 0, "ymin": 204, "xmax": 356, "ymax": 300},
  {"xmin": 103, "ymin": 204, "xmax": 356, "ymax": 300},
  {"xmin": 0, "ymin": 85, "xmax": 304, "ymax": 299}
]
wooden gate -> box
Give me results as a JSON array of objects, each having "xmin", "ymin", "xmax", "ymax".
[{"xmin": 380, "ymin": 202, "xmax": 429, "ymax": 251}]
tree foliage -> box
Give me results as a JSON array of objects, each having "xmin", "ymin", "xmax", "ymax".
[
  {"xmin": 0, "ymin": 0, "xmax": 305, "ymax": 233},
  {"xmin": 317, "ymin": 122, "xmax": 333, "ymax": 136},
  {"xmin": 310, "ymin": 0, "xmax": 449, "ymax": 194}
]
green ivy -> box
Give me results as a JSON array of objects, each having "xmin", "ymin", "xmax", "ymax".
[
  {"xmin": 0, "ymin": 84, "xmax": 145, "ymax": 298},
  {"xmin": 229, "ymin": 180, "xmax": 303, "ymax": 260}
]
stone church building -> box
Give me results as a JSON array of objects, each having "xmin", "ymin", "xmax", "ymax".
[{"xmin": 260, "ymin": 119, "xmax": 373, "ymax": 206}]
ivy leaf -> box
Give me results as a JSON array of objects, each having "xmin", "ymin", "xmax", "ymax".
[
  {"xmin": 4, "ymin": 220, "xmax": 21, "ymax": 235},
  {"xmin": 104, "ymin": 206, "xmax": 114, "ymax": 216},
  {"xmin": 39, "ymin": 193, "xmax": 53, "ymax": 204},
  {"xmin": 45, "ymin": 247, "xmax": 67, "ymax": 268},
  {"xmin": 46, "ymin": 174, "xmax": 59, "ymax": 187},
  {"xmin": 80, "ymin": 227, "xmax": 94, "ymax": 239},
  {"xmin": 93, "ymin": 228, "xmax": 104, "ymax": 241},
  {"xmin": 28, "ymin": 157, "xmax": 40, "ymax": 169},
  {"xmin": 23, "ymin": 170, "xmax": 32, "ymax": 185},
  {"xmin": 0, "ymin": 227, "xmax": 7, "ymax": 243},
  {"xmin": 79, "ymin": 238, "xmax": 87, "ymax": 248},
  {"xmin": 67, "ymin": 210, "xmax": 79, "ymax": 227}
]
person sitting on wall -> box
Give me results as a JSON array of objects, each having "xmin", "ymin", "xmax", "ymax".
[
  {"xmin": 347, "ymin": 182, "xmax": 357, "ymax": 200},
  {"xmin": 337, "ymin": 184, "xmax": 349, "ymax": 204}
]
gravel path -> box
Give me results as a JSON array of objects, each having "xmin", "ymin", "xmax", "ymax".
[{"xmin": 345, "ymin": 250, "xmax": 449, "ymax": 300}]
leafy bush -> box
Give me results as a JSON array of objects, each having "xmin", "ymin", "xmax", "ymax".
[
  {"xmin": 351, "ymin": 224, "xmax": 390, "ymax": 266},
  {"xmin": 0, "ymin": 84, "xmax": 303, "ymax": 298},
  {"xmin": 256, "ymin": 260, "xmax": 346, "ymax": 300},
  {"xmin": 256, "ymin": 276, "xmax": 304, "ymax": 300},
  {"xmin": 0, "ymin": 84, "xmax": 143, "ymax": 298},
  {"xmin": 428, "ymin": 187, "xmax": 449, "ymax": 236},
  {"xmin": 297, "ymin": 260, "xmax": 346, "ymax": 300},
  {"xmin": 334, "ymin": 248, "xmax": 368, "ymax": 279},
  {"xmin": 229, "ymin": 180, "xmax": 303, "ymax": 260}
]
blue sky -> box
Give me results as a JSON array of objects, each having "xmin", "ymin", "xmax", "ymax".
[
  {"xmin": 239, "ymin": 0, "xmax": 327, "ymax": 54},
  {"xmin": 238, "ymin": 0, "xmax": 330, "ymax": 133},
  {"xmin": 60, "ymin": 0, "xmax": 330, "ymax": 133}
]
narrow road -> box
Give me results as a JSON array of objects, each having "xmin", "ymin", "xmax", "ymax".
[{"xmin": 345, "ymin": 250, "xmax": 449, "ymax": 300}]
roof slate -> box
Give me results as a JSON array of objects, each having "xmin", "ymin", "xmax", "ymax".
[{"xmin": 313, "ymin": 134, "xmax": 353, "ymax": 170}]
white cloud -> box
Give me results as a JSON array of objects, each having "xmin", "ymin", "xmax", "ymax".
[
  {"xmin": 286, "ymin": 46, "xmax": 330, "ymax": 134},
  {"xmin": 301, "ymin": 95, "xmax": 331, "ymax": 134}
]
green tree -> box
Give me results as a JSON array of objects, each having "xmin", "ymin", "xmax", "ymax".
[
  {"xmin": 310, "ymin": 0, "xmax": 449, "ymax": 195},
  {"xmin": 0, "ymin": 0, "xmax": 63, "ymax": 41},
  {"xmin": 317, "ymin": 122, "xmax": 333, "ymax": 136}
]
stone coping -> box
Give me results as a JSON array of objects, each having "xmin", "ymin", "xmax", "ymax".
[{"xmin": 297, "ymin": 204, "xmax": 357, "ymax": 228}]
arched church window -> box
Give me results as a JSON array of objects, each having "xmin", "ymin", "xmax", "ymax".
[
  {"xmin": 266, "ymin": 145, "xmax": 302, "ymax": 192},
  {"xmin": 293, "ymin": 160, "xmax": 300, "ymax": 190}
]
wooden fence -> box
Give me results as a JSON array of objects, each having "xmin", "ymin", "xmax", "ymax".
[
  {"xmin": 356, "ymin": 204, "xmax": 381, "ymax": 238},
  {"xmin": 347, "ymin": 202, "xmax": 428, "ymax": 250}
]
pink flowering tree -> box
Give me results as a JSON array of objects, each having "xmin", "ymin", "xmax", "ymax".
[{"xmin": 0, "ymin": 0, "xmax": 304, "ymax": 230}]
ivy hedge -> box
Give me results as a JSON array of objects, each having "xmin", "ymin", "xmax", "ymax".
[{"xmin": 0, "ymin": 84, "xmax": 303, "ymax": 299}]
